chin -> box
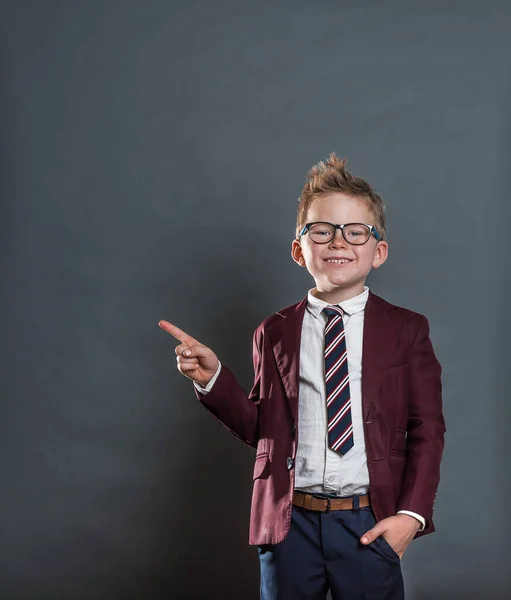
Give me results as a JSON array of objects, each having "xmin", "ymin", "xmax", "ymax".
[{"xmin": 326, "ymin": 278, "xmax": 352, "ymax": 288}]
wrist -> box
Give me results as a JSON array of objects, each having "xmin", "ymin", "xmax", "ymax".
[{"xmin": 398, "ymin": 514, "xmax": 421, "ymax": 530}]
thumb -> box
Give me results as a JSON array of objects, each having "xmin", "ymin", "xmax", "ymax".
[
  {"xmin": 182, "ymin": 344, "xmax": 212, "ymax": 359},
  {"xmin": 361, "ymin": 523, "xmax": 385, "ymax": 545}
]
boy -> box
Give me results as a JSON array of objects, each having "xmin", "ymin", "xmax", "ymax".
[{"xmin": 159, "ymin": 154, "xmax": 445, "ymax": 599}]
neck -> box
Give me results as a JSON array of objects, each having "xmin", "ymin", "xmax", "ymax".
[{"xmin": 312, "ymin": 283, "xmax": 366, "ymax": 304}]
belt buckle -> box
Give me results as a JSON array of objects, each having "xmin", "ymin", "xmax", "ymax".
[{"xmin": 310, "ymin": 493, "xmax": 331, "ymax": 512}]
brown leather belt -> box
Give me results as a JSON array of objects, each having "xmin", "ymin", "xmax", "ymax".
[{"xmin": 293, "ymin": 490, "xmax": 370, "ymax": 512}]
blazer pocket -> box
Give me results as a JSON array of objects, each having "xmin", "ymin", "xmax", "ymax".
[
  {"xmin": 253, "ymin": 453, "xmax": 270, "ymax": 480},
  {"xmin": 386, "ymin": 362, "xmax": 409, "ymax": 371}
]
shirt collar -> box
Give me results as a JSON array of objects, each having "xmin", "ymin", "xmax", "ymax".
[{"xmin": 306, "ymin": 286, "xmax": 370, "ymax": 319}]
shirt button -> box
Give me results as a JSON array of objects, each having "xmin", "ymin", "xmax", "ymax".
[
  {"xmin": 328, "ymin": 476, "xmax": 335, "ymax": 483},
  {"xmin": 287, "ymin": 457, "xmax": 294, "ymax": 470}
]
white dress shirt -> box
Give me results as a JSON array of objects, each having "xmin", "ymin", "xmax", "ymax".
[
  {"xmin": 195, "ymin": 286, "xmax": 425, "ymax": 530},
  {"xmin": 295, "ymin": 286, "xmax": 369, "ymax": 495}
]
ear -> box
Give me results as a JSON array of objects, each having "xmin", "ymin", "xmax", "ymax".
[
  {"xmin": 372, "ymin": 240, "xmax": 388, "ymax": 269},
  {"xmin": 291, "ymin": 239, "xmax": 306, "ymax": 267}
]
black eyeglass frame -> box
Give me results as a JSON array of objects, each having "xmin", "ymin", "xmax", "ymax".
[{"xmin": 298, "ymin": 221, "xmax": 382, "ymax": 245}]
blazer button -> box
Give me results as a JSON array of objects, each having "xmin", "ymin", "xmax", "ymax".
[{"xmin": 287, "ymin": 457, "xmax": 294, "ymax": 470}]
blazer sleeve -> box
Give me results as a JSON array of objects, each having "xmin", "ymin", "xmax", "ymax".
[
  {"xmin": 396, "ymin": 315, "xmax": 446, "ymax": 531},
  {"xmin": 193, "ymin": 325, "xmax": 263, "ymax": 449}
]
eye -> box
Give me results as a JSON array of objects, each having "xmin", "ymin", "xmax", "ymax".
[{"xmin": 309, "ymin": 224, "xmax": 333, "ymax": 235}]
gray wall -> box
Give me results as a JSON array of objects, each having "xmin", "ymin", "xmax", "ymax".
[{"xmin": 1, "ymin": 1, "xmax": 510, "ymax": 598}]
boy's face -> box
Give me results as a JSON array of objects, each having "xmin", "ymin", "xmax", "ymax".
[{"xmin": 291, "ymin": 193, "xmax": 388, "ymax": 303}]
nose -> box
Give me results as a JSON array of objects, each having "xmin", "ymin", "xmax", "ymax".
[{"xmin": 329, "ymin": 228, "xmax": 348, "ymax": 248}]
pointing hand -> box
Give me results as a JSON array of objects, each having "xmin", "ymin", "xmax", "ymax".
[{"xmin": 158, "ymin": 320, "xmax": 220, "ymax": 388}]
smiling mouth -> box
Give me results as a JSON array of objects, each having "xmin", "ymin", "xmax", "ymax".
[{"xmin": 324, "ymin": 259, "xmax": 352, "ymax": 264}]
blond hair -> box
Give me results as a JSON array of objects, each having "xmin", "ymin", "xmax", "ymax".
[{"xmin": 296, "ymin": 153, "xmax": 387, "ymax": 240}]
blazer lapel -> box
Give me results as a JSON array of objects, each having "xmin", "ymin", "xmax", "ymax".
[
  {"xmin": 268, "ymin": 297, "xmax": 308, "ymax": 422},
  {"xmin": 362, "ymin": 291, "xmax": 396, "ymax": 420}
]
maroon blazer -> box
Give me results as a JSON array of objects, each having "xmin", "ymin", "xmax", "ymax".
[{"xmin": 196, "ymin": 291, "xmax": 445, "ymax": 546}]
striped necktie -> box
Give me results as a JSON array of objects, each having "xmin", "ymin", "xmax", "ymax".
[{"xmin": 323, "ymin": 305, "xmax": 354, "ymax": 456}]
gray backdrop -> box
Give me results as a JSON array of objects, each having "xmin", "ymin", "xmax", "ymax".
[{"xmin": 1, "ymin": 1, "xmax": 510, "ymax": 598}]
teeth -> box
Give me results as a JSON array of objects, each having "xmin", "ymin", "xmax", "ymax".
[{"xmin": 326, "ymin": 259, "xmax": 350, "ymax": 264}]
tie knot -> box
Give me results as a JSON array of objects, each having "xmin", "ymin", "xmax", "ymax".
[{"xmin": 323, "ymin": 305, "xmax": 344, "ymax": 320}]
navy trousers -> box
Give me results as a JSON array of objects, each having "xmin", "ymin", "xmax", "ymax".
[{"xmin": 258, "ymin": 498, "xmax": 404, "ymax": 600}]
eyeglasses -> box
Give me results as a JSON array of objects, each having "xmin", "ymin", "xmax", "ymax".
[{"xmin": 299, "ymin": 222, "xmax": 382, "ymax": 245}]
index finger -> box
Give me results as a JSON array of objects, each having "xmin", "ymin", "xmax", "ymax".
[{"xmin": 158, "ymin": 320, "xmax": 198, "ymax": 345}]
